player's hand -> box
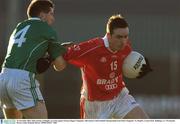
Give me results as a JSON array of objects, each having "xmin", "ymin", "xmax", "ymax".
[
  {"xmin": 61, "ymin": 42, "xmax": 74, "ymax": 48},
  {"xmin": 36, "ymin": 54, "xmax": 52, "ymax": 74},
  {"xmin": 136, "ymin": 57, "xmax": 153, "ymax": 78}
]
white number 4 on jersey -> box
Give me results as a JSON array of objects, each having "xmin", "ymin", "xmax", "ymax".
[{"xmin": 10, "ymin": 25, "xmax": 31, "ymax": 47}]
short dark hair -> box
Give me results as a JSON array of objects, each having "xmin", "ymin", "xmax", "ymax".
[
  {"xmin": 27, "ymin": 0, "xmax": 54, "ymax": 18},
  {"xmin": 106, "ymin": 14, "xmax": 129, "ymax": 35}
]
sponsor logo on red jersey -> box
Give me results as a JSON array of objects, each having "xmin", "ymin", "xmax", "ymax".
[
  {"xmin": 96, "ymin": 75, "xmax": 122, "ymax": 90},
  {"xmin": 100, "ymin": 57, "xmax": 107, "ymax": 63}
]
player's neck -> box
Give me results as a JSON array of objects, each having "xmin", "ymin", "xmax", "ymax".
[{"xmin": 109, "ymin": 42, "xmax": 118, "ymax": 52}]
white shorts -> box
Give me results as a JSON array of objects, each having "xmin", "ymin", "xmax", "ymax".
[
  {"xmin": 0, "ymin": 68, "xmax": 44, "ymax": 110},
  {"xmin": 80, "ymin": 87, "xmax": 139, "ymax": 119}
]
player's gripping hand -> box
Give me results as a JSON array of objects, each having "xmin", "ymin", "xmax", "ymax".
[
  {"xmin": 36, "ymin": 54, "xmax": 52, "ymax": 74},
  {"xmin": 136, "ymin": 57, "xmax": 153, "ymax": 78}
]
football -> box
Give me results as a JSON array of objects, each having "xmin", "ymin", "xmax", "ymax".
[{"xmin": 122, "ymin": 51, "xmax": 146, "ymax": 78}]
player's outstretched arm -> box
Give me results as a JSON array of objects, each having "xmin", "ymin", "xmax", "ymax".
[{"xmin": 136, "ymin": 57, "xmax": 153, "ymax": 78}]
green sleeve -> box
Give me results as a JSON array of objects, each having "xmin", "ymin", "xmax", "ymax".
[
  {"xmin": 48, "ymin": 41, "xmax": 66, "ymax": 60},
  {"xmin": 44, "ymin": 25, "xmax": 66, "ymax": 60}
]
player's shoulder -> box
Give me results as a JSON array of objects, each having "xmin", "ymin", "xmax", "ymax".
[
  {"xmin": 34, "ymin": 20, "xmax": 57, "ymax": 37},
  {"xmin": 79, "ymin": 37, "xmax": 103, "ymax": 47},
  {"xmin": 24, "ymin": 18, "xmax": 55, "ymax": 32},
  {"xmin": 37, "ymin": 20, "xmax": 55, "ymax": 32}
]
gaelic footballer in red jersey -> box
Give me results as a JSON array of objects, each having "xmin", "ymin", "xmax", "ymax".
[
  {"xmin": 63, "ymin": 14, "xmax": 151, "ymax": 119},
  {"xmin": 64, "ymin": 37, "xmax": 131, "ymax": 100}
]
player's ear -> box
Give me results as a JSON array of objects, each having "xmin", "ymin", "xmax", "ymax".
[{"xmin": 39, "ymin": 12, "xmax": 46, "ymax": 21}]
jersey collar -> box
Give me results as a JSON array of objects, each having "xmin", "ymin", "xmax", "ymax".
[
  {"xmin": 102, "ymin": 34, "xmax": 109, "ymax": 48},
  {"xmin": 102, "ymin": 34, "xmax": 118, "ymax": 53},
  {"xmin": 28, "ymin": 17, "xmax": 41, "ymax": 21}
]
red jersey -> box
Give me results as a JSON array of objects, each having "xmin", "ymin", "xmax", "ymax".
[{"xmin": 63, "ymin": 36, "xmax": 132, "ymax": 101}]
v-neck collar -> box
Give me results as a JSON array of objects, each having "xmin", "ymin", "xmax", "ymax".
[{"xmin": 102, "ymin": 35, "xmax": 118, "ymax": 54}]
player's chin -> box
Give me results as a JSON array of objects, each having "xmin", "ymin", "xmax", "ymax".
[{"xmin": 117, "ymin": 44, "xmax": 124, "ymax": 50}]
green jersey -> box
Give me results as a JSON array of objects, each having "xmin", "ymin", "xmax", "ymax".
[{"xmin": 2, "ymin": 18, "xmax": 66, "ymax": 73}]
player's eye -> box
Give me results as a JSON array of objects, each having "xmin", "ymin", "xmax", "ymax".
[{"xmin": 115, "ymin": 35, "xmax": 128, "ymax": 39}]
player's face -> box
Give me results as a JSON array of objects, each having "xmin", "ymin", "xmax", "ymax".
[
  {"xmin": 41, "ymin": 7, "xmax": 55, "ymax": 25},
  {"xmin": 109, "ymin": 27, "xmax": 129, "ymax": 51}
]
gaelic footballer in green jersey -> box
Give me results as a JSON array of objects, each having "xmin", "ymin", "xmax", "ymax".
[
  {"xmin": 0, "ymin": 0, "xmax": 66, "ymax": 119},
  {"xmin": 3, "ymin": 17, "xmax": 65, "ymax": 73}
]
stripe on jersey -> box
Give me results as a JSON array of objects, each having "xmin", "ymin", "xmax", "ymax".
[
  {"xmin": 78, "ymin": 45, "xmax": 102, "ymax": 58},
  {"xmin": 23, "ymin": 40, "xmax": 48, "ymax": 70}
]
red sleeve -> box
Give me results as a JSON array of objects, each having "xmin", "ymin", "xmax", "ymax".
[{"xmin": 63, "ymin": 38, "xmax": 98, "ymax": 67}]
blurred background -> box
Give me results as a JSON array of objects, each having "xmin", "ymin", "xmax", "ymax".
[{"xmin": 0, "ymin": 0, "xmax": 180, "ymax": 119}]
